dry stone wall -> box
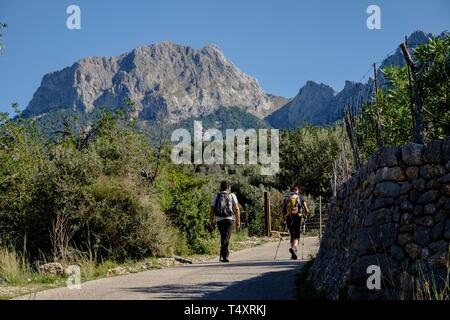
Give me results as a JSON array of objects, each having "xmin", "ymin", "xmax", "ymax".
[{"xmin": 308, "ymin": 137, "xmax": 450, "ymax": 299}]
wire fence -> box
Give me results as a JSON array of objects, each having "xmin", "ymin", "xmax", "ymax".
[
  {"xmin": 268, "ymin": 193, "xmax": 328, "ymax": 240},
  {"xmin": 345, "ymin": 36, "xmax": 449, "ymax": 159}
]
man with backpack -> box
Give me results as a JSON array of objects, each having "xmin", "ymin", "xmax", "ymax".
[
  {"xmin": 209, "ymin": 180, "xmax": 240, "ymax": 263},
  {"xmin": 281, "ymin": 184, "xmax": 309, "ymax": 260}
]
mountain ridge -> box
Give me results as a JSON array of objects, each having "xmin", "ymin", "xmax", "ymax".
[
  {"xmin": 266, "ymin": 30, "xmax": 441, "ymax": 128},
  {"xmin": 23, "ymin": 30, "xmax": 445, "ymax": 129}
]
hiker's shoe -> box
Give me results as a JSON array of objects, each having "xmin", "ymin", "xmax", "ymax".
[
  {"xmin": 220, "ymin": 258, "xmax": 230, "ymax": 263},
  {"xmin": 289, "ymin": 248, "xmax": 298, "ymax": 260}
]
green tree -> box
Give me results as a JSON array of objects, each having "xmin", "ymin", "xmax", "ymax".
[
  {"xmin": 277, "ymin": 125, "xmax": 346, "ymax": 198},
  {"xmin": 414, "ymin": 35, "xmax": 450, "ymax": 138},
  {"xmin": 156, "ymin": 168, "xmax": 212, "ymax": 253},
  {"xmin": 356, "ymin": 36, "xmax": 450, "ymax": 158}
]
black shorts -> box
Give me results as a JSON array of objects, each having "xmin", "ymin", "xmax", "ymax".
[{"xmin": 286, "ymin": 214, "xmax": 302, "ymax": 241}]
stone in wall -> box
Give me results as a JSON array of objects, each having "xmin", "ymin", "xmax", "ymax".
[{"xmin": 308, "ymin": 137, "xmax": 450, "ymax": 300}]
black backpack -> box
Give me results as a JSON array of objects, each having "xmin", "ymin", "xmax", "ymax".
[{"xmin": 215, "ymin": 192, "xmax": 234, "ymax": 218}]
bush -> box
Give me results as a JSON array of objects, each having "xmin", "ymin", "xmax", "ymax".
[
  {"xmin": 79, "ymin": 176, "xmax": 176, "ymax": 260},
  {"xmin": 157, "ymin": 168, "xmax": 213, "ymax": 254}
]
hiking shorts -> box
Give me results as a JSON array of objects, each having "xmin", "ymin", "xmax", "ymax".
[{"xmin": 286, "ymin": 214, "xmax": 302, "ymax": 241}]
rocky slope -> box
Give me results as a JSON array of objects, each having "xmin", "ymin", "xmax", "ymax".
[
  {"xmin": 23, "ymin": 42, "xmax": 282, "ymax": 121},
  {"xmin": 266, "ymin": 30, "xmax": 436, "ymax": 128}
]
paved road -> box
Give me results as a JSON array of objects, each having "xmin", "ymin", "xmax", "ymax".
[{"xmin": 16, "ymin": 237, "xmax": 319, "ymax": 300}]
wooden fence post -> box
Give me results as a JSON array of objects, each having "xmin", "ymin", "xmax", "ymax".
[
  {"xmin": 344, "ymin": 104, "xmax": 361, "ymax": 169},
  {"xmin": 373, "ymin": 63, "xmax": 383, "ymax": 149},
  {"xmin": 400, "ymin": 42, "xmax": 424, "ymax": 144},
  {"xmin": 319, "ymin": 196, "xmax": 322, "ymax": 239},
  {"xmin": 404, "ymin": 36, "xmax": 416, "ymax": 139}
]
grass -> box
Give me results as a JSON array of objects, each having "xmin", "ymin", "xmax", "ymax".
[
  {"xmin": 0, "ymin": 248, "xmax": 68, "ymax": 300},
  {"xmin": 0, "ymin": 248, "xmax": 29, "ymax": 285},
  {"xmin": 402, "ymin": 261, "xmax": 450, "ymax": 300},
  {"xmin": 0, "ymin": 248, "xmax": 62, "ymax": 286}
]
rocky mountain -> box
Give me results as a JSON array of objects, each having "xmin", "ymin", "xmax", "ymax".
[
  {"xmin": 23, "ymin": 42, "xmax": 283, "ymax": 121},
  {"xmin": 24, "ymin": 30, "xmax": 444, "ymax": 130},
  {"xmin": 265, "ymin": 81, "xmax": 337, "ymax": 128},
  {"xmin": 266, "ymin": 30, "xmax": 437, "ymax": 128}
]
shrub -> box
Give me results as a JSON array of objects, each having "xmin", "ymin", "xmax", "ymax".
[{"xmin": 157, "ymin": 168, "xmax": 213, "ymax": 254}]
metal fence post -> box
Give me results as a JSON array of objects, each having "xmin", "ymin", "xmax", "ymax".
[
  {"xmin": 319, "ymin": 196, "xmax": 322, "ymax": 239},
  {"xmin": 264, "ymin": 192, "xmax": 271, "ymax": 237}
]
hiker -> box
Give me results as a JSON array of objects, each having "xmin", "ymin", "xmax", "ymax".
[
  {"xmin": 281, "ymin": 184, "xmax": 309, "ymax": 260},
  {"xmin": 209, "ymin": 180, "xmax": 241, "ymax": 263}
]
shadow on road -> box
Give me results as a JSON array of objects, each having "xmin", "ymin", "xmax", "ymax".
[
  {"xmin": 122, "ymin": 260, "xmax": 305, "ymax": 300},
  {"xmin": 178, "ymin": 259, "xmax": 303, "ymax": 268}
]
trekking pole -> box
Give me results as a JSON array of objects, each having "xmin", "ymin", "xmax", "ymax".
[
  {"xmin": 301, "ymin": 218, "xmax": 306, "ymax": 260},
  {"xmin": 274, "ymin": 220, "xmax": 287, "ymax": 260},
  {"xmin": 274, "ymin": 233, "xmax": 283, "ymax": 260}
]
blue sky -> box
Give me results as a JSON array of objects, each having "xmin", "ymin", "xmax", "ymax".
[{"xmin": 0, "ymin": 0, "xmax": 449, "ymax": 115}]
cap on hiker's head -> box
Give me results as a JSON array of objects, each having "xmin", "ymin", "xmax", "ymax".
[{"xmin": 220, "ymin": 180, "xmax": 231, "ymax": 191}]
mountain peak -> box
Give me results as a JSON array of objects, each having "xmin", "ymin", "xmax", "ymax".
[
  {"xmin": 408, "ymin": 30, "xmax": 433, "ymax": 44},
  {"xmin": 201, "ymin": 43, "xmax": 222, "ymax": 52},
  {"xmin": 24, "ymin": 42, "xmax": 278, "ymax": 120},
  {"xmin": 300, "ymin": 81, "xmax": 336, "ymax": 96}
]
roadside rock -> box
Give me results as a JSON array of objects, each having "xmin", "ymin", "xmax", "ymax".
[
  {"xmin": 106, "ymin": 267, "xmax": 129, "ymax": 277},
  {"xmin": 39, "ymin": 262, "xmax": 65, "ymax": 275}
]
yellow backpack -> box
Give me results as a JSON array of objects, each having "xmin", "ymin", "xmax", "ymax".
[{"xmin": 286, "ymin": 194, "xmax": 302, "ymax": 216}]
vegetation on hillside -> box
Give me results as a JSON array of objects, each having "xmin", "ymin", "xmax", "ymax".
[{"xmin": 178, "ymin": 106, "xmax": 273, "ymax": 133}]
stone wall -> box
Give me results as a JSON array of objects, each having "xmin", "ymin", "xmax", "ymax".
[{"xmin": 308, "ymin": 137, "xmax": 450, "ymax": 299}]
